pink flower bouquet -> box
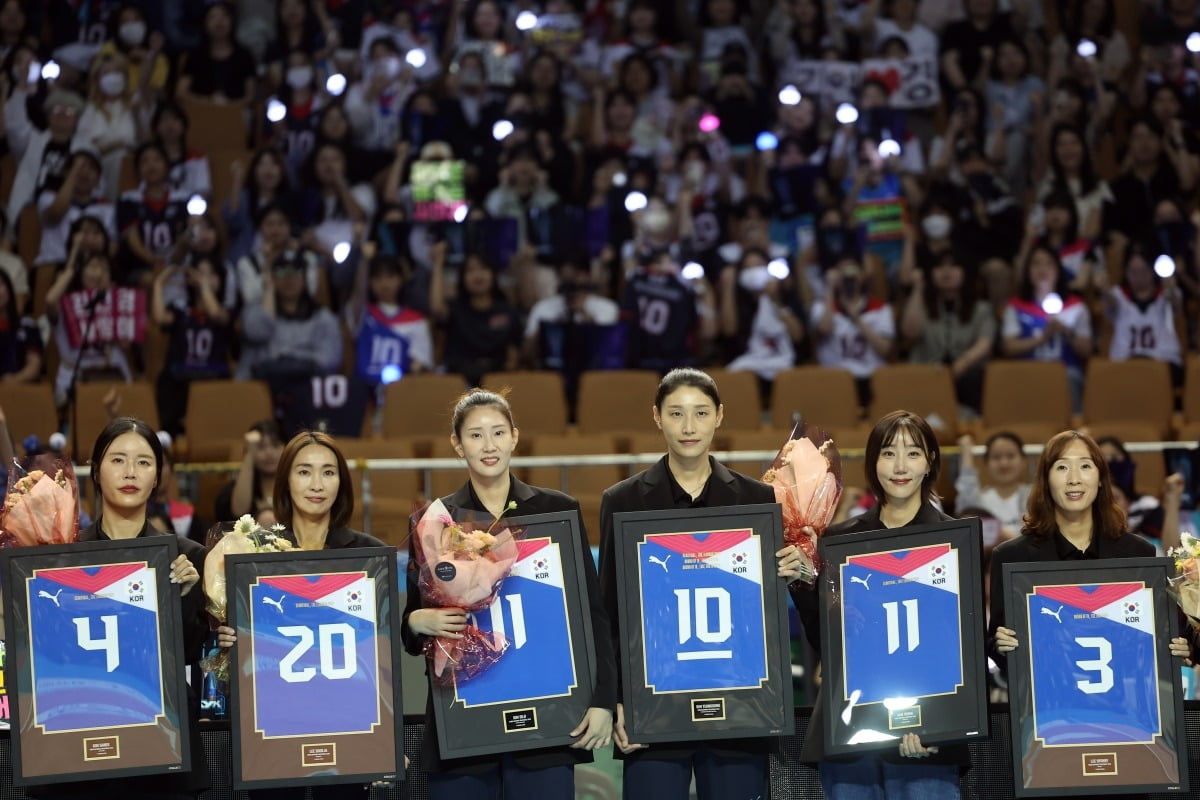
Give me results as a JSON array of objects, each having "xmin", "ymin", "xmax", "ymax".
[
  {"xmin": 761, "ymin": 421, "xmax": 843, "ymax": 583},
  {"xmin": 413, "ymin": 498, "xmax": 520, "ymax": 685},
  {"xmin": 0, "ymin": 455, "xmax": 79, "ymax": 548}
]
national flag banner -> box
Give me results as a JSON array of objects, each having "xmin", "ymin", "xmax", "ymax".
[
  {"xmin": 453, "ymin": 538, "xmax": 577, "ymax": 708},
  {"xmin": 637, "ymin": 530, "xmax": 768, "ymax": 694},
  {"xmin": 27, "ymin": 563, "xmax": 164, "ymax": 732},
  {"xmin": 841, "ymin": 544, "xmax": 962, "ymax": 705},
  {"xmin": 0, "ymin": 538, "xmax": 190, "ymax": 786},
  {"xmin": 249, "ymin": 572, "xmax": 379, "ymax": 738},
  {"xmin": 1027, "ymin": 582, "xmax": 1160, "ymax": 746},
  {"xmin": 228, "ymin": 548, "xmax": 403, "ymax": 790}
]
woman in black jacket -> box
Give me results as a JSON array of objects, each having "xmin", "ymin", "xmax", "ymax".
[
  {"xmin": 29, "ymin": 417, "xmax": 210, "ymax": 799},
  {"xmin": 596, "ymin": 368, "xmax": 807, "ymax": 800},
  {"xmin": 988, "ymin": 430, "xmax": 1191, "ymax": 664},
  {"xmin": 401, "ymin": 388, "xmax": 617, "ymax": 798},
  {"xmin": 794, "ymin": 410, "xmax": 968, "ymax": 799},
  {"xmin": 217, "ymin": 430, "xmax": 386, "ymax": 800}
]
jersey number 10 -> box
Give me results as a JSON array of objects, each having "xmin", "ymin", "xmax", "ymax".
[{"xmin": 673, "ymin": 588, "xmax": 732, "ymax": 661}]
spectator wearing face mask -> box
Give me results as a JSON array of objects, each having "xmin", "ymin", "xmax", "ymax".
[
  {"xmin": 722, "ymin": 245, "xmax": 804, "ymax": 388},
  {"xmin": 73, "ymin": 51, "xmax": 143, "ymax": 202},
  {"xmin": 344, "ymin": 36, "xmax": 419, "ymax": 159},
  {"xmin": 811, "ymin": 257, "xmax": 895, "ymax": 408},
  {"xmin": 266, "ymin": 49, "xmax": 328, "ymax": 177},
  {"xmin": 98, "ymin": 4, "xmax": 169, "ymax": 100}
]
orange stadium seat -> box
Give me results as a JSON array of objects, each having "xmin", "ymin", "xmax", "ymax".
[
  {"xmin": 73, "ymin": 381, "xmax": 158, "ymax": 456},
  {"xmin": 575, "ymin": 370, "xmax": 660, "ymax": 436},
  {"xmin": 702, "ymin": 368, "xmax": 764, "ymax": 432},
  {"xmin": 183, "ymin": 379, "xmax": 272, "ymax": 461},
  {"xmin": 869, "ymin": 364, "xmax": 959, "ymax": 442},
  {"xmin": 1178, "ymin": 355, "xmax": 1200, "ymax": 442},
  {"xmin": 481, "ymin": 371, "xmax": 568, "ymax": 436},
  {"xmin": 1083, "ymin": 359, "xmax": 1174, "ymax": 440},
  {"xmin": 981, "ymin": 360, "xmax": 1073, "ymax": 445},
  {"xmin": 0, "ymin": 383, "xmax": 58, "ymax": 445},
  {"xmin": 770, "ymin": 366, "xmax": 864, "ymax": 432},
  {"xmin": 381, "ymin": 374, "xmax": 467, "ymax": 443}
]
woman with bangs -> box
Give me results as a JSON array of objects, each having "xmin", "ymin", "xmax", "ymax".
[
  {"xmin": 988, "ymin": 430, "xmax": 1191, "ymax": 663},
  {"xmin": 795, "ymin": 409, "xmax": 969, "ymax": 798}
]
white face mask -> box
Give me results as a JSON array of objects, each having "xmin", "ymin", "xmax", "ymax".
[
  {"xmin": 99, "ymin": 71, "xmax": 127, "ymax": 97},
  {"xmin": 286, "ymin": 65, "xmax": 314, "ymax": 89},
  {"xmin": 738, "ymin": 265, "xmax": 773, "ymax": 292},
  {"xmin": 922, "ymin": 213, "xmax": 952, "ymax": 239},
  {"xmin": 119, "ymin": 20, "xmax": 147, "ymax": 45}
]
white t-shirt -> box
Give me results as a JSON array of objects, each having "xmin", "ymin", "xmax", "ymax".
[
  {"xmin": 523, "ymin": 294, "xmax": 620, "ymax": 338},
  {"xmin": 873, "ymin": 18, "xmax": 939, "ymax": 60},
  {"xmin": 810, "ymin": 299, "xmax": 895, "ymax": 378},
  {"xmin": 35, "ymin": 192, "xmax": 116, "ymax": 265},
  {"xmin": 1107, "ymin": 286, "xmax": 1182, "ymax": 365}
]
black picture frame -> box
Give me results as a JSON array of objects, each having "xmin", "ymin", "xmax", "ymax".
[
  {"xmin": 0, "ymin": 537, "xmax": 191, "ymax": 785},
  {"xmin": 228, "ymin": 547, "xmax": 404, "ymax": 790},
  {"xmin": 429, "ymin": 510, "xmax": 600, "ymax": 759},
  {"xmin": 817, "ymin": 517, "xmax": 988, "ymax": 756},
  {"xmin": 612, "ymin": 504, "xmax": 794, "ymax": 743},
  {"xmin": 1002, "ymin": 557, "xmax": 1189, "ymax": 796}
]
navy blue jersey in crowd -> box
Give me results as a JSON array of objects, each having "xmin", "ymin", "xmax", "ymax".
[{"xmin": 621, "ymin": 271, "xmax": 698, "ymax": 370}]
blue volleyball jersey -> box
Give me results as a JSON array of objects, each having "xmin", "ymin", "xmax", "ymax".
[
  {"xmin": 455, "ymin": 538, "xmax": 578, "ymax": 706},
  {"xmin": 249, "ymin": 572, "xmax": 380, "ymax": 738},
  {"xmin": 637, "ymin": 530, "xmax": 769, "ymax": 694},
  {"xmin": 841, "ymin": 544, "xmax": 963, "ymax": 705},
  {"xmin": 1027, "ymin": 582, "xmax": 1160, "ymax": 745},
  {"xmin": 27, "ymin": 563, "xmax": 165, "ymax": 732}
]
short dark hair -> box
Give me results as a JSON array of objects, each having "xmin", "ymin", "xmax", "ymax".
[
  {"xmin": 984, "ymin": 430, "xmax": 1026, "ymax": 458},
  {"xmin": 273, "ymin": 431, "xmax": 354, "ymax": 531},
  {"xmin": 655, "ymin": 368, "xmax": 721, "ymax": 410},
  {"xmin": 863, "ymin": 410, "xmax": 940, "ymax": 505},
  {"xmin": 1022, "ymin": 430, "xmax": 1126, "ymax": 540},
  {"xmin": 90, "ymin": 416, "xmax": 164, "ymax": 500},
  {"xmin": 451, "ymin": 388, "xmax": 515, "ymax": 439}
]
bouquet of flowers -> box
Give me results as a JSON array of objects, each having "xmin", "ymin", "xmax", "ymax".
[
  {"xmin": 761, "ymin": 421, "xmax": 843, "ymax": 583},
  {"xmin": 201, "ymin": 515, "xmax": 295, "ymax": 680},
  {"xmin": 0, "ymin": 454, "xmax": 79, "ymax": 547},
  {"xmin": 1168, "ymin": 532, "xmax": 1200, "ymax": 629},
  {"xmin": 412, "ymin": 498, "xmax": 521, "ymax": 685}
]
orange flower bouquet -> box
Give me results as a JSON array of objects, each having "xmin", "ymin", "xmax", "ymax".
[
  {"xmin": 412, "ymin": 498, "xmax": 520, "ymax": 685},
  {"xmin": 0, "ymin": 455, "xmax": 79, "ymax": 547},
  {"xmin": 761, "ymin": 421, "xmax": 843, "ymax": 584}
]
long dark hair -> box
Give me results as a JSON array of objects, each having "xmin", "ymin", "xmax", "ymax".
[
  {"xmin": 864, "ymin": 410, "xmax": 940, "ymax": 506},
  {"xmin": 244, "ymin": 148, "xmax": 291, "ymax": 212},
  {"xmin": 0, "ymin": 268, "xmax": 18, "ymax": 322},
  {"xmin": 1016, "ymin": 244, "xmax": 1071, "ymax": 302},
  {"xmin": 1048, "ymin": 123, "xmax": 1099, "ymax": 196},
  {"xmin": 90, "ymin": 416, "xmax": 164, "ymax": 505},
  {"xmin": 457, "ymin": 251, "xmax": 505, "ymax": 303},
  {"xmin": 922, "ymin": 249, "xmax": 979, "ymax": 324},
  {"xmin": 1041, "ymin": 189, "xmax": 1080, "ymax": 244},
  {"xmin": 1021, "ymin": 430, "xmax": 1126, "ymax": 540},
  {"xmin": 789, "ymin": 0, "xmax": 828, "ymax": 59},
  {"xmin": 1061, "ymin": 0, "xmax": 1115, "ymax": 41},
  {"xmin": 272, "ymin": 430, "xmax": 354, "ymax": 530}
]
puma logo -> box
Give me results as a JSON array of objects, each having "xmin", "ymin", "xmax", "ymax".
[
  {"xmin": 38, "ymin": 588, "xmax": 63, "ymax": 607},
  {"xmin": 648, "ymin": 555, "xmax": 671, "ymax": 573},
  {"xmin": 850, "ymin": 574, "xmax": 872, "ymax": 590},
  {"xmin": 1041, "ymin": 605, "xmax": 1063, "ymax": 624},
  {"xmin": 262, "ymin": 596, "xmax": 285, "ymax": 612}
]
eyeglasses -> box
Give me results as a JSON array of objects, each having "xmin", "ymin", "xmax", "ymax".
[{"xmin": 49, "ymin": 105, "xmax": 80, "ymax": 116}]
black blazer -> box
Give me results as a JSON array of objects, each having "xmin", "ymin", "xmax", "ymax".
[
  {"xmin": 29, "ymin": 521, "xmax": 212, "ymax": 799},
  {"xmin": 400, "ymin": 478, "xmax": 618, "ymax": 775},
  {"xmin": 987, "ymin": 529, "xmax": 1156, "ymax": 665},
  {"xmin": 276, "ymin": 525, "xmax": 386, "ymax": 551},
  {"xmin": 597, "ymin": 455, "xmax": 778, "ymax": 763},
  {"xmin": 794, "ymin": 502, "xmax": 971, "ymax": 769}
]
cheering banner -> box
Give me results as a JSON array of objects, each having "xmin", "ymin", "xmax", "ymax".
[
  {"xmin": 228, "ymin": 548, "xmax": 403, "ymax": 790},
  {"xmin": 613, "ymin": 504, "xmax": 793, "ymax": 743},
  {"xmin": 1003, "ymin": 558, "xmax": 1188, "ymax": 796},
  {"xmin": 61, "ymin": 288, "xmax": 147, "ymax": 349},
  {"xmin": 818, "ymin": 518, "xmax": 987, "ymax": 756},
  {"xmin": 0, "ymin": 538, "xmax": 190, "ymax": 785},
  {"xmin": 431, "ymin": 510, "xmax": 600, "ymax": 759},
  {"xmin": 780, "ymin": 56, "xmax": 940, "ymax": 109},
  {"xmin": 411, "ymin": 160, "xmax": 466, "ymax": 222}
]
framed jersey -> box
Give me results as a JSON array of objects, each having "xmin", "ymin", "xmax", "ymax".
[
  {"xmin": 613, "ymin": 504, "xmax": 794, "ymax": 743},
  {"xmin": 431, "ymin": 510, "xmax": 600, "ymax": 759},
  {"xmin": 818, "ymin": 518, "xmax": 987, "ymax": 756},
  {"xmin": 228, "ymin": 548, "xmax": 404, "ymax": 790},
  {"xmin": 1003, "ymin": 558, "xmax": 1188, "ymax": 797},
  {"xmin": 0, "ymin": 537, "xmax": 191, "ymax": 785}
]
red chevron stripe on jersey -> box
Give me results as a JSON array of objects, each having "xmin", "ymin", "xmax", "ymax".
[
  {"xmin": 645, "ymin": 530, "xmax": 753, "ymax": 556},
  {"xmin": 35, "ymin": 563, "xmax": 145, "ymax": 593},
  {"xmin": 260, "ymin": 573, "xmax": 365, "ymax": 601},
  {"xmin": 516, "ymin": 538, "xmax": 550, "ymax": 561},
  {"xmin": 1034, "ymin": 583, "xmax": 1143, "ymax": 612},
  {"xmin": 846, "ymin": 544, "xmax": 952, "ymax": 577}
]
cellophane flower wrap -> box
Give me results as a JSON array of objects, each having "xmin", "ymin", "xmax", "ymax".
[
  {"xmin": 0, "ymin": 454, "xmax": 79, "ymax": 547},
  {"xmin": 1168, "ymin": 532, "xmax": 1200, "ymax": 629},
  {"xmin": 201, "ymin": 515, "xmax": 295, "ymax": 680},
  {"xmin": 413, "ymin": 498, "xmax": 521, "ymax": 685},
  {"xmin": 761, "ymin": 421, "xmax": 843, "ymax": 583}
]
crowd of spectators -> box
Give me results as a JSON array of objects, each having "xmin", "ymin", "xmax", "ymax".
[{"xmin": 0, "ymin": 0, "xmax": 1198, "ymax": 443}]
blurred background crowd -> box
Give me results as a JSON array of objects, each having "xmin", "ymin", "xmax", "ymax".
[{"xmin": 0, "ymin": 0, "xmax": 1198, "ymax": 544}]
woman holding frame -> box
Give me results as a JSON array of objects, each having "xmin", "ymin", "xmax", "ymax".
[
  {"xmin": 794, "ymin": 410, "xmax": 969, "ymax": 799},
  {"xmin": 216, "ymin": 430, "xmax": 386, "ymax": 800},
  {"xmin": 401, "ymin": 388, "xmax": 617, "ymax": 798},
  {"xmin": 28, "ymin": 417, "xmax": 210, "ymax": 799},
  {"xmin": 597, "ymin": 367, "xmax": 808, "ymax": 800},
  {"xmin": 988, "ymin": 429, "xmax": 1192, "ymax": 666}
]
